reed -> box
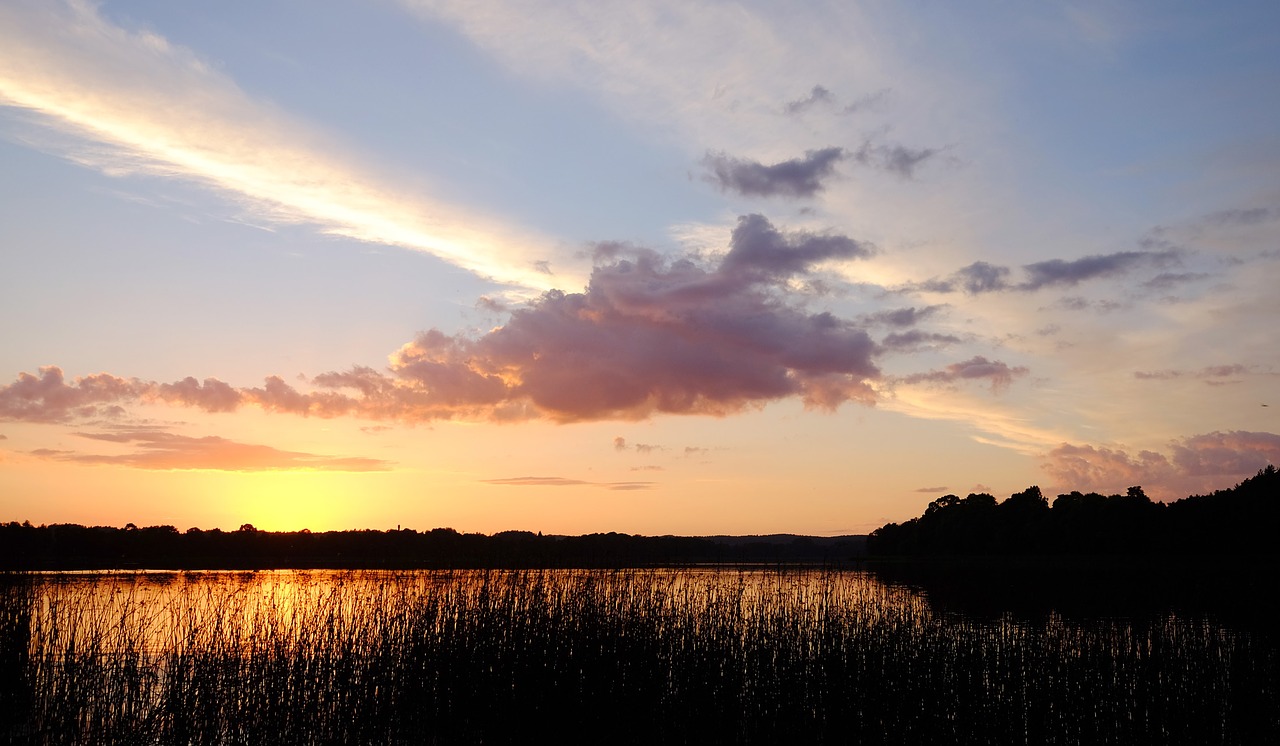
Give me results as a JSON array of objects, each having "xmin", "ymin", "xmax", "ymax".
[{"xmin": 2, "ymin": 569, "xmax": 1275, "ymax": 744}]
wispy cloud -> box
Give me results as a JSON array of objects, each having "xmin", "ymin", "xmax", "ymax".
[
  {"xmin": 481, "ymin": 476, "xmax": 654, "ymax": 490},
  {"xmin": 0, "ymin": 0, "xmax": 565, "ymax": 290},
  {"xmin": 1133, "ymin": 364, "xmax": 1252, "ymax": 383},
  {"xmin": 912, "ymin": 249, "xmax": 1180, "ymax": 295},
  {"xmin": 30, "ymin": 429, "xmax": 389, "ymax": 472},
  {"xmin": 851, "ymin": 140, "xmax": 939, "ymax": 179},
  {"xmin": 900, "ymin": 356, "xmax": 1029, "ymax": 392}
]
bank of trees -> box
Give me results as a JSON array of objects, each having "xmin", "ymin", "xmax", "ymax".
[
  {"xmin": 0, "ymin": 523, "xmax": 864, "ymax": 570},
  {"xmin": 868, "ymin": 465, "xmax": 1279, "ymax": 556}
]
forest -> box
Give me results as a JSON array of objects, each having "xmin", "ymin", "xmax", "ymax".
[{"xmin": 867, "ymin": 465, "xmax": 1279, "ymax": 557}]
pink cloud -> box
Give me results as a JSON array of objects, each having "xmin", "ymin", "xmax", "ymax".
[
  {"xmin": 3, "ymin": 216, "xmax": 888, "ymax": 425},
  {"xmin": 1043, "ymin": 430, "xmax": 1280, "ymax": 499},
  {"xmin": 901, "ymin": 355, "xmax": 1029, "ymax": 392},
  {"xmin": 29, "ymin": 428, "xmax": 390, "ymax": 472}
]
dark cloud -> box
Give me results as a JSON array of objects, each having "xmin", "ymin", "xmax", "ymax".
[
  {"xmin": 851, "ymin": 141, "xmax": 939, "ymax": 178},
  {"xmin": 901, "ymin": 356, "xmax": 1029, "ymax": 392},
  {"xmin": 702, "ymin": 148, "xmax": 846, "ymax": 198},
  {"xmin": 720, "ymin": 213, "xmax": 873, "ymax": 280},
  {"xmin": 784, "ymin": 85, "xmax": 833, "ymax": 115},
  {"xmin": 913, "ymin": 249, "xmax": 1180, "ymax": 296},
  {"xmin": 1020, "ymin": 250, "xmax": 1177, "ymax": 291},
  {"xmin": 2, "ymin": 216, "xmax": 883, "ymax": 425},
  {"xmin": 31, "ymin": 429, "xmax": 389, "ymax": 472},
  {"xmin": 862, "ymin": 305, "xmax": 943, "ymax": 328},
  {"xmin": 613, "ymin": 436, "xmax": 627, "ymax": 451},
  {"xmin": 1044, "ymin": 431, "xmax": 1280, "ymax": 500},
  {"xmin": 914, "ymin": 486, "xmax": 948, "ymax": 493}
]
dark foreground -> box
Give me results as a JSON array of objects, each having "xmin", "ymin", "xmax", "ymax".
[{"xmin": 2, "ymin": 566, "xmax": 1276, "ymax": 745}]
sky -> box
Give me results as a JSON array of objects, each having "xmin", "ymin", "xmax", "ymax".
[{"xmin": 2, "ymin": 0, "xmax": 1279, "ymax": 536}]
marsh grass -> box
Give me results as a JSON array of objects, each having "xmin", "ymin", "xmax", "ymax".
[{"xmin": 2, "ymin": 569, "xmax": 1275, "ymax": 744}]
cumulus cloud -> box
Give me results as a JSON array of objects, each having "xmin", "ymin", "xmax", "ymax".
[
  {"xmin": 1043, "ymin": 431, "xmax": 1280, "ymax": 499},
  {"xmin": 901, "ymin": 356, "xmax": 1029, "ymax": 392},
  {"xmin": 2, "ymin": 215, "xmax": 883, "ymax": 425},
  {"xmin": 31, "ymin": 429, "xmax": 389, "ymax": 472},
  {"xmin": 702, "ymin": 148, "xmax": 846, "ymax": 198}
]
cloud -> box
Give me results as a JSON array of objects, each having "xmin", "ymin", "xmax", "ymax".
[
  {"xmin": 1019, "ymin": 250, "xmax": 1177, "ymax": 291},
  {"xmin": 842, "ymin": 88, "xmax": 892, "ymax": 115},
  {"xmin": 784, "ymin": 85, "xmax": 833, "ymax": 114},
  {"xmin": 878, "ymin": 330, "xmax": 961, "ymax": 352},
  {"xmin": 1200, "ymin": 206, "xmax": 1279, "ymax": 227},
  {"xmin": 913, "ymin": 486, "xmax": 948, "ymax": 493},
  {"xmin": 482, "ymin": 476, "xmax": 654, "ymax": 490},
  {"xmin": 851, "ymin": 141, "xmax": 939, "ymax": 178},
  {"xmin": 861, "ymin": 306, "xmax": 943, "ymax": 328},
  {"xmin": 1043, "ymin": 431, "xmax": 1280, "ymax": 499},
  {"xmin": 0, "ymin": 0, "xmax": 564, "ymax": 290},
  {"xmin": 913, "ymin": 249, "xmax": 1180, "ymax": 295},
  {"xmin": 30, "ymin": 429, "xmax": 389, "ymax": 472},
  {"xmin": 901, "ymin": 356, "xmax": 1029, "ymax": 392},
  {"xmin": 2, "ymin": 215, "xmax": 883, "ymax": 424},
  {"xmin": 702, "ymin": 148, "xmax": 847, "ymax": 199},
  {"xmin": 613, "ymin": 436, "xmax": 628, "ymax": 451},
  {"xmin": 1134, "ymin": 364, "xmax": 1250, "ymax": 382},
  {"xmin": 1140, "ymin": 272, "xmax": 1210, "ymax": 290},
  {"xmin": 782, "ymin": 84, "xmax": 890, "ymax": 116},
  {"xmin": 0, "ymin": 367, "xmax": 147, "ymax": 423}
]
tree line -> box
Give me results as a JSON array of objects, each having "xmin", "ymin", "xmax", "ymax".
[
  {"xmin": 868, "ymin": 465, "xmax": 1279, "ymax": 557},
  {"xmin": 0, "ymin": 523, "xmax": 864, "ymax": 571}
]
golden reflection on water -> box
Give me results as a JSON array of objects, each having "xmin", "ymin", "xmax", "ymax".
[{"xmin": 27, "ymin": 569, "xmax": 928, "ymax": 657}]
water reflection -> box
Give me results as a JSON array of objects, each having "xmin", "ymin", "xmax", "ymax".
[{"xmin": 5, "ymin": 568, "xmax": 1276, "ymax": 744}]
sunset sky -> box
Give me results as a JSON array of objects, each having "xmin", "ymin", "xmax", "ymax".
[{"xmin": 3, "ymin": 0, "xmax": 1279, "ymax": 536}]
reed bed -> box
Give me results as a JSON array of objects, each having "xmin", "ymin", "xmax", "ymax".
[{"xmin": 1, "ymin": 569, "xmax": 1275, "ymax": 744}]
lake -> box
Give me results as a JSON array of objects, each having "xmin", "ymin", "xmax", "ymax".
[{"xmin": 2, "ymin": 567, "xmax": 1276, "ymax": 744}]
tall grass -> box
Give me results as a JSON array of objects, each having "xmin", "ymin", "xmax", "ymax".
[{"xmin": 3, "ymin": 569, "xmax": 1275, "ymax": 744}]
